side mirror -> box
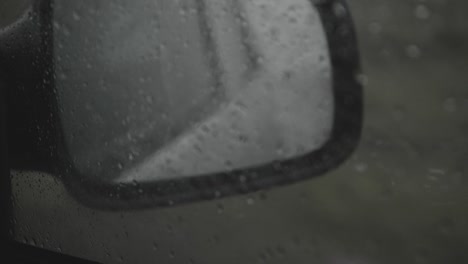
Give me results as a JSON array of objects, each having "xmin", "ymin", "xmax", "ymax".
[{"xmin": 2, "ymin": 0, "xmax": 362, "ymax": 210}]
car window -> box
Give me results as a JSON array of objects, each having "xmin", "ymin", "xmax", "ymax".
[{"xmin": 6, "ymin": 0, "xmax": 468, "ymax": 264}]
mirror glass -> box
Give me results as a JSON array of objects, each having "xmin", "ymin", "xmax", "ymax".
[{"xmin": 53, "ymin": 0, "xmax": 333, "ymax": 183}]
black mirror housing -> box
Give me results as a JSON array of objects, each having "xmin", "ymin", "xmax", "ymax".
[{"xmin": 1, "ymin": 0, "xmax": 362, "ymax": 210}]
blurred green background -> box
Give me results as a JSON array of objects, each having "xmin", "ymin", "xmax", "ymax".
[{"xmin": 10, "ymin": 0, "xmax": 468, "ymax": 263}]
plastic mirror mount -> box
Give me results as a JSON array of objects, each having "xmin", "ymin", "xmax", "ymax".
[{"xmin": 2, "ymin": 0, "xmax": 362, "ymax": 211}]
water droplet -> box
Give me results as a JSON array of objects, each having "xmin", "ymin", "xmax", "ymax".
[
  {"xmin": 355, "ymin": 74, "xmax": 369, "ymax": 86},
  {"xmin": 152, "ymin": 242, "xmax": 159, "ymax": 251},
  {"xmin": 405, "ymin": 45, "xmax": 421, "ymax": 59},
  {"xmin": 443, "ymin": 98, "xmax": 457, "ymax": 113},
  {"xmin": 146, "ymin": 95, "xmax": 154, "ymax": 104},
  {"xmin": 276, "ymin": 147, "xmax": 285, "ymax": 157},
  {"xmin": 239, "ymin": 175, "xmax": 247, "ymax": 183},
  {"xmin": 368, "ymin": 22, "xmax": 382, "ymax": 35},
  {"xmin": 216, "ymin": 203, "xmax": 224, "ymax": 214},
  {"xmin": 169, "ymin": 250, "xmax": 176, "ymax": 258},
  {"xmin": 30, "ymin": 238, "xmax": 37, "ymax": 246},
  {"xmin": 415, "ymin": 5, "xmax": 431, "ymax": 20},
  {"xmin": 333, "ymin": 3, "xmax": 347, "ymax": 17},
  {"xmin": 72, "ymin": 11, "xmax": 81, "ymax": 21},
  {"xmin": 355, "ymin": 163, "xmax": 368, "ymax": 173}
]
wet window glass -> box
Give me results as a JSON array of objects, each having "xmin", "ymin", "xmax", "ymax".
[{"xmin": 2, "ymin": 0, "xmax": 468, "ymax": 264}]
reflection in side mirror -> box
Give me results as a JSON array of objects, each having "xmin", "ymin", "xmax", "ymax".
[
  {"xmin": 4, "ymin": 0, "xmax": 362, "ymax": 209},
  {"xmin": 54, "ymin": 0, "xmax": 333, "ymax": 183}
]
